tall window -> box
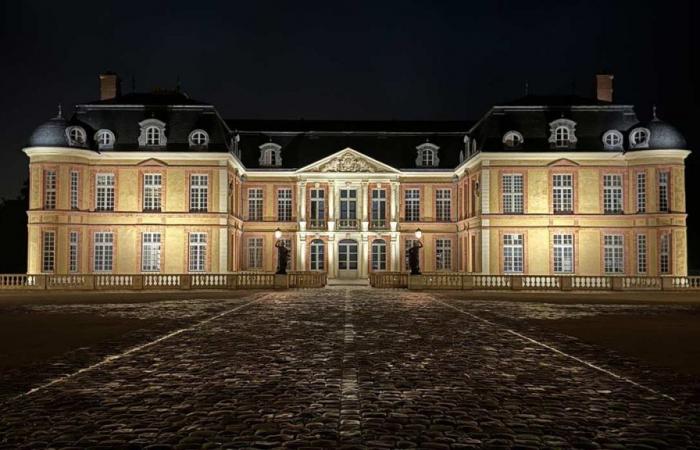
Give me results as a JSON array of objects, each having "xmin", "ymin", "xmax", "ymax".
[
  {"xmin": 188, "ymin": 232, "xmax": 207, "ymax": 272},
  {"xmin": 503, "ymin": 234, "xmax": 524, "ymax": 273},
  {"xmin": 277, "ymin": 188, "xmax": 292, "ymax": 221},
  {"xmin": 636, "ymin": 234, "xmax": 647, "ymax": 274},
  {"xmin": 190, "ymin": 174, "xmax": 208, "ymax": 212},
  {"xmin": 310, "ymin": 189, "xmax": 325, "ymax": 228},
  {"xmin": 404, "ymin": 239, "xmax": 419, "ymax": 271},
  {"xmin": 603, "ymin": 174, "xmax": 623, "ymax": 214},
  {"xmin": 69, "ymin": 231, "xmax": 79, "ymax": 273},
  {"xmin": 502, "ymin": 174, "xmax": 524, "ymax": 214},
  {"xmin": 554, "ymin": 126, "xmax": 570, "ymax": 147},
  {"xmin": 248, "ymin": 188, "xmax": 264, "ymax": 221},
  {"xmin": 603, "ymin": 235, "xmax": 624, "ymax": 274},
  {"xmin": 659, "ymin": 234, "xmax": 671, "ymax": 274},
  {"xmin": 636, "ymin": 172, "xmax": 646, "ymax": 213},
  {"xmin": 370, "ymin": 189, "xmax": 386, "ymax": 227},
  {"xmin": 310, "ymin": 239, "xmax": 325, "ymax": 271},
  {"xmin": 93, "ymin": 232, "xmax": 114, "ymax": 272},
  {"xmin": 42, "ymin": 231, "xmax": 55, "ymax": 273},
  {"xmin": 658, "ymin": 171, "xmax": 669, "ymax": 213},
  {"xmin": 44, "ymin": 170, "xmax": 57, "ymax": 210},
  {"xmin": 420, "ymin": 149, "xmax": 435, "ymax": 166},
  {"xmin": 141, "ymin": 232, "xmax": 161, "ymax": 272},
  {"xmin": 405, "ymin": 189, "xmax": 420, "ymax": 221},
  {"xmin": 70, "ymin": 170, "xmax": 79, "ymax": 210},
  {"xmin": 247, "ymin": 238, "xmax": 263, "ymax": 269},
  {"xmin": 146, "ymin": 126, "xmax": 162, "ymax": 146},
  {"xmin": 552, "ymin": 174, "xmax": 573, "ymax": 213},
  {"xmin": 436, "ymin": 239, "xmax": 452, "ymax": 271},
  {"xmin": 436, "ymin": 189, "xmax": 451, "ymax": 221},
  {"xmin": 552, "ymin": 234, "xmax": 574, "ymax": 273},
  {"xmin": 339, "ymin": 189, "xmax": 357, "ymax": 228},
  {"xmin": 95, "ymin": 173, "xmax": 115, "ymax": 211},
  {"xmin": 371, "ymin": 239, "xmax": 387, "ymax": 271},
  {"xmin": 143, "ymin": 174, "xmax": 162, "ymax": 211}
]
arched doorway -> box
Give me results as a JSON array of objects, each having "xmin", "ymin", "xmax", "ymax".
[{"xmin": 338, "ymin": 239, "xmax": 358, "ymax": 279}]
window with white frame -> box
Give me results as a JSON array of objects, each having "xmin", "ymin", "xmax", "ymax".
[
  {"xmin": 436, "ymin": 239, "xmax": 452, "ymax": 271},
  {"xmin": 259, "ymin": 143, "xmax": 282, "ymax": 167},
  {"xmin": 44, "ymin": 170, "xmax": 56, "ymax": 210},
  {"xmin": 143, "ymin": 173, "xmax": 162, "ymax": 211},
  {"xmin": 141, "ymin": 232, "xmax": 161, "ymax": 272},
  {"xmin": 603, "ymin": 234, "xmax": 624, "ymax": 274},
  {"xmin": 548, "ymin": 119, "xmax": 577, "ymax": 148},
  {"xmin": 630, "ymin": 128, "xmax": 650, "ymax": 148},
  {"xmin": 95, "ymin": 129, "xmax": 115, "ymax": 149},
  {"xmin": 277, "ymin": 188, "xmax": 292, "ymax": 221},
  {"xmin": 503, "ymin": 234, "xmax": 524, "ymax": 273},
  {"xmin": 603, "ymin": 174, "xmax": 623, "ymax": 214},
  {"xmin": 658, "ymin": 171, "xmax": 669, "ymax": 212},
  {"xmin": 404, "ymin": 239, "xmax": 419, "ymax": 271},
  {"xmin": 69, "ymin": 231, "xmax": 79, "ymax": 273},
  {"xmin": 276, "ymin": 238, "xmax": 292, "ymax": 271},
  {"xmin": 93, "ymin": 232, "xmax": 113, "ymax": 272},
  {"xmin": 636, "ymin": 172, "xmax": 646, "ymax": 213},
  {"xmin": 416, "ymin": 143, "xmax": 440, "ymax": 167},
  {"xmin": 189, "ymin": 174, "xmax": 208, "ymax": 212},
  {"xmin": 70, "ymin": 170, "xmax": 79, "ymax": 210},
  {"xmin": 310, "ymin": 239, "xmax": 325, "ymax": 271},
  {"xmin": 138, "ymin": 119, "xmax": 167, "ymax": 147},
  {"xmin": 405, "ymin": 189, "xmax": 420, "ymax": 221},
  {"xmin": 95, "ymin": 173, "xmax": 115, "ymax": 211},
  {"xmin": 552, "ymin": 234, "xmax": 574, "ymax": 273},
  {"xmin": 247, "ymin": 238, "xmax": 263, "ymax": 269},
  {"xmin": 339, "ymin": 189, "xmax": 357, "ymax": 222},
  {"xmin": 371, "ymin": 239, "xmax": 387, "ymax": 271},
  {"xmin": 659, "ymin": 233, "xmax": 671, "ymax": 274},
  {"xmin": 370, "ymin": 189, "xmax": 387, "ymax": 226},
  {"xmin": 66, "ymin": 126, "xmax": 86, "ymax": 146},
  {"xmin": 552, "ymin": 174, "xmax": 573, "ymax": 213},
  {"xmin": 602, "ymin": 130, "xmax": 623, "ymax": 150},
  {"xmin": 310, "ymin": 189, "xmax": 325, "ymax": 226},
  {"xmin": 636, "ymin": 234, "xmax": 647, "ymax": 274},
  {"xmin": 555, "ymin": 127, "xmax": 570, "ymax": 147},
  {"xmin": 248, "ymin": 188, "xmax": 264, "ymax": 221},
  {"xmin": 436, "ymin": 189, "xmax": 451, "ymax": 221},
  {"xmin": 188, "ymin": 129, "xmax": 209, "ymax": 148},
  {"xmin": 188, "ymin": 232, "xmax": 207, "ymax": 272},
  {"xmin": 502, "ymin": 131, "xmax": 523, "ymax": 147},
  {"xmin": 146, "ymin": 127, "xmax": 162, "ymax": 146},
  {"xmin": 42, "ymin": 231, "xmax": 55, "ymax": 273},
  {"xmin": 502, "ymin": 173, "xmax": 524, "ymax": 214}
]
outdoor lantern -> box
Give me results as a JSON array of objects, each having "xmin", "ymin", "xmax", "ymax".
[
  {"xmin": 274, "ymin": 228, "xmax": 282, "ymax": 240},
  {"xmin": 415, "ymin": 228, "xmax": 422, "ymax": 240}
]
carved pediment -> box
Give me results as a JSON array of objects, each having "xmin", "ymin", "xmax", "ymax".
[{"xmin": 311, "ymin": 152, "xmax": 377, "ymax": 173}]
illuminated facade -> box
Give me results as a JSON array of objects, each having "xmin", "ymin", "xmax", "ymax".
[{"xmin": 24, "ymin": 74, "xmax": 690, "ymax": 279}]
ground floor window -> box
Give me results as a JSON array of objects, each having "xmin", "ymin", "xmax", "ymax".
[
  {"xmin": 659, "ymin": 233, "xmax": 671, "ymax": 274},
  {"xmin": 371, "ymin": 239, "xmax": 387, "ymax": 271},
  {"xmin": 188, "ymin": 232, "xmax": 207, "ymax": 272},
  {"xmin": 42, "ymin": 231, "xmax": 55, "ymax": 273},
  {"xmin": 247, "ymin": 238, "xmax": 263, "ymax": 269},
  {"xmin": 503, "ymin": 234, "xmax": 523, "ymax": 273},
  {"xmin": 94, "ymin": 232, "xmax": 113, "ymax": 272},
  {"xmin": 636, "ymin": 234, "xmax": 647, "ymax": 274},
  {"xmin": 552, "ymin": 234, "xmax": 573, "ymax": 273},
  {"xmin": 604, "ymin": 234, "xmax": 624, "ymax": 274},
  {"xmin": 435, "ymin": 239, "xmax": 452, "ymax": 271},
  {"xmin": 69, "ymin": 231, "xmax": 79, "ymax": 273},
  {"xmin": 141, "ymin": 232, "xmax": 161, "ymax": 272},
  {"xmin": 310, "ymin": 239, "xmax": 324, "ymax": 271}
]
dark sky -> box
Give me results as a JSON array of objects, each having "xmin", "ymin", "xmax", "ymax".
[{"xmin": 0, "ymin": 0, "xmax": 698, "ymax": 262}]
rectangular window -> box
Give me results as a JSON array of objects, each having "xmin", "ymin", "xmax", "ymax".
[
  {"xmin": 70, "ymin": 170, "xmax": 79, "ymax": 210},
  {"xmin": 141, "ymin": 232, "xmax": 161, "ymax": 272},
  {"xmin": 659, "ymin": 233, "xmax": 671, "ymax": 274},
  {"xmin": 436, "ymin": 239, "xmax": 452, "ymax": 271},
  {"xmin": 247, "ymin": 238, "xmax": 263, "ymax": 269},
  {"xmin": 603, "ymin": 174, "xmax": 623, "ymax": 214},
  {"xmin": 42, "ymin": 231, "xmax": 55, "ymax": 273},
  {"xmin": 552, "ymin": 174, "xmax": 573, "ymax": 213},
  {"xmin": 189, "ymin": 174, "xmax": 209, "ymax": 212},
  {"xmin": 95, "ymin": 173, "xmax": 115, "ymax": 211},
  {"xmin": 309, "ymin": 189, "xmax": 325, "ymax": 228},
  {"xmin": 405, "ymin": 189, "xmax": 420, "ymax": 221},
  {"xmin": 636, "ymin": 234, "xmax": 647, "ymax": 274},
  {"xmin": 69, "ymin": 231, "xmax": 79, "ymax": 273},
  {"xmin": 552, "ymin": 234, "xmax": 574, "ymax": 273},
  {"xmin": 658, "ymin": 171, "xmax": 669, "ymax": 213},
  {"xmin": 436, "ymin": 189, "xmax": 452, "ymax": 221},
  {"xmin": 502, "ymin": 174, "xmax": 524, "ymax": 214},
  {"xmin": 248, "ymin": 188, "xmax": 264, "ymax": 221},
  {"xmin": 371, "ymin": 240, "xmax": 387, "ymax": 270},
  {"xmin": 603, "ymin": 234, "xmax": 624, "ymax": 274},
  {"xmin": 93, "ymin": 232, "xmax": 114, "ymax": 272},
  {"xmin": 404, "ymin": 239, "xmax": 419, "ymax": 271},
  {"xmin": 503, "ymin": 234, "xmax": 524, "ymax": 273},
  {"xmin": 143, "ymin": 173, "xmax": 162, "ymax": 211},
  {"xmin": 44, "ymin": 170, "xmax": 57, "ymax": 210},
  {"xmin": 370, "ymin": 189, "xmax": 387, "ymax": 227},
  {"xmin": 310, "ymin": 240, "xmax": 325, "ymax": 271},
  {"xmin": 277, "ymin": 188, "xmax": 292, "ymax": 221},
  {"xmin": 636, "ymin": 172, "xmax": 646, "ymax": 213},
  {"xmin": 188, "ymin": 232, "xmax": 207, "ymax": 272}
]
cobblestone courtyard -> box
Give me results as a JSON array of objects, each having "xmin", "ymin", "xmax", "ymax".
[{"xmin": 1, "ymin": 289, "xmax": 699, "ymax": 449}]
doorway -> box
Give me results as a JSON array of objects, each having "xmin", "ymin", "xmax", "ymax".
[{"xmin": 338, "ymin": 239, "xmax": 358, "ymax": 279}]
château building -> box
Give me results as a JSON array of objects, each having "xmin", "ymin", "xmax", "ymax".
[{"xmin": 23, "ymin": 74, "xmax": 690, "ymax": 280}]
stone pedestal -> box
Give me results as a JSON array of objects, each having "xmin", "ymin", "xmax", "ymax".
[
  {"xmin": 407, "ymin": 275, "xmax": 425, "ymax": 290},
  {"xmin": 274, "ymin": 274, "xmax": 289, "ymax": 289}
]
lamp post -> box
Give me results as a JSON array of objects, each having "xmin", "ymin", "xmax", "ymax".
[
  {"xmin": 274, "ymin": 228, "xmax": 288, "ymax": 275},
  {"xmin": 408, "ymin": 228, "xmax": 423, "ymax": 275}
]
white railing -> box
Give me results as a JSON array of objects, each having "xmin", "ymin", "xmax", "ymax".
[
  {"xmin": 0, "ymin": 274, "xmax": 41, "ymax": 289},
  {"xmin": 369, "ymin": 272, "xmax": 408, "ymax": 288},
  {"xmin": 622, "ymin": 276, "xmax": 662, "ymax": 290},
  {"xmin": 473, "ymin": 275, "xmax": 511, "ymax": 289},
  {"xmin": 95, "ymin": 274, "xmax": 137, "ymax": 289},
  {"xmin": 191, "ymin": 274, "xmax": 229, "ymax": 289},
  {"xmin": 235, "ymin": 272, "xmax": 275, "ymax": 289},
  {"xmin": 143, "ymin": 274, "xmax": 181, "ymax": 289},
  {"xmin": 522, "ymin": 276, "xmax": 561, "ymax": 290},
  {"xmin": 571, "ymin": 276, "xmax": 612, "ymax": 290},
  {"xmin": 289, "ymin": 271, "xmax": 327, "ymax": 288}
]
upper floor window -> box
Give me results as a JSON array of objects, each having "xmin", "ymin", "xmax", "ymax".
[
  {"xmin": 502, "ymin": 173, "xmax": 524, "ymax": 214},
  {"xmin": 603, "ymin": 174, "xmax": 623, "ymax": 214},
  {"xmin": 259, "ymin": 143, "xmax": 282, "ymax": 167},
  {"xmin": 435, "ymin": 189, "xmax": 452, "ymax": 221},
  {"xmin": 95, "ymin": 129, "xmax": 115, "ymax": 150},
  {"xmin": 95, "ymin": 173, "xmax": 115, "ymax": 211},
  {"xmin": 552, "ymin": 174, "xmax": 573, "ymax": 213},
  {"xmin": 309, "ymin": 188, "xmax": 326, "ymax": 228},
  {"xmin": 502, "ymin": 131, "xmax": 523, "ymax": 148},
  {"xmin": 548, "ymin": 119, "xmax": 577, "ymax": 148},
  {"xmin": 636, "ymin": 172, "xmax": 646, "ymax": 213},
  {"xmin": 66, "ymin": 126, "xmax": 87, "ymax": 147},
  {"xmin": 405, "ymin": 188, "xmax": 420, "ymax": 221},
  {"xmin": 70, "ymin": 170, "xmax": 80, "ymax": 210},
  {"xmin": 602, "ymin": 130, "xmax": 623, "ymax": 150},
  {"xmin": 143, "ymin": 173, "xmax": 162, "ymax": 212},
  {"xmin": 138, "ymin": 119, "xmax": 167, "ymax": 147},
  {"xmin": 188, "ymin": 129, "xmax": 209, "ymax": 149},
  {"xmin": 629, "ymin": 127, "xmax": 650, "ymax": 149},
  {"xmin": 416, "ymin": 143, "xmax": 440, "ymax": 167},
  {"xmin": 43, "ymin": 169, "xmax": 56, "ymax": 210},
  {"xmin": 189, "ymin": 174, "xmax": 209, "ymax": 212},
  {"xmin": 658, "ymin": 170, "xmax": 669, "ymax": 212},
  {"xmin": 277, "ymin": 188, "xmax": 292, "ymax": 221},
  {"xmin": 248, "ymin": 188, "xmax": 264, "ymax": 221}
]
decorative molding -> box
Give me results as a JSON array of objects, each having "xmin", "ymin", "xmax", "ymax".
[
  {"xmin": 548, "ymin": 118, "xmax": 577, "ymax": 147},
  {"xmin": 602, "ymin": 130, "xmax": 623, "ymax": 150},
  {"xmin": 138, "ymin": 119, "xmax": 167, "ymax": 147},
  {"xmin": 312, "ymin": 152, "xmax": 378, "ymax": 173}
]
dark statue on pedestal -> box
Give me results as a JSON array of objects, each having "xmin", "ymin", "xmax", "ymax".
[
  {"xmin": 407, "ymin": 241, "xmax": 423, "ymax": 275},
  {"xmin": 275, "ymin": 240, "xmax": 289, "ymax": 275}
]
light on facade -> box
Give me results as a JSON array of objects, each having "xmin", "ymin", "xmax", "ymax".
[
  {"xmin": 274, "ymin": 228, "xmax": 282, "ymax": 240},
  {"xmin": 415, "ymin": 228, "xmax": 422, "ymax": 240}
]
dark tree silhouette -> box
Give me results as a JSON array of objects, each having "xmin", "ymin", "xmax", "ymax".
[{"xmin": 0, "ymin": 180, "xmax": 28, "ymax": 273}]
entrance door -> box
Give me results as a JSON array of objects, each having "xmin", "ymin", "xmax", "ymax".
[{"xmin": 338, "ymin": 239, "xmax": 358, "ymax": 279}]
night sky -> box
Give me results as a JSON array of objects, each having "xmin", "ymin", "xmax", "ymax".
[{"xmin": 0, "ymin": 1, "xmax": 698, "ymax": 266}]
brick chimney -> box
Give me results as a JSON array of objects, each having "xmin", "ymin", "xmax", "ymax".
[
  {"xmin": 596, "ymin": 74, "xmax": 614, "ymax": 103},
  {"xmin": 99, "ymin": 72, "xmax": 121, "ymax": 100}
]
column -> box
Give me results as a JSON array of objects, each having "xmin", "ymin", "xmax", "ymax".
[
  {"xmin": 298, "ymin": 181, "xmax": 307, "ymax": 221},
  {"xmin": 328, "ymin": 236, "xmax": 336, "ymax": 278},
  {"xmin": 361, "ymin": 181, "xmax": 369, "ymax": 231},
  {"xmin": 328, "ymin": 181, "xmax": 336, "ymax": 221},
  {"xmin": 390, "ymin": 233, "xmax": 399, "ymax": 271},
  {"xmin": 360, "ymin": 235, "xmax": 369, "ymax": 278},
  {"xmin": 298, "ymin": 235, "xmax": 307, "ymax": 270}
]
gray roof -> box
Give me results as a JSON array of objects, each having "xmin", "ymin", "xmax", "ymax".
[{"xmin": 28, "ymin": 115, "xmax": 70, "ymax": 147}]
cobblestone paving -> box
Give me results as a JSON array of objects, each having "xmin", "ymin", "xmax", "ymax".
[{"xmin": 1, "ymin": 289, "xmax": 699, "ymax": 449}]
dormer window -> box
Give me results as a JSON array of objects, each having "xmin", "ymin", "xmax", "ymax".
[
  {"xmin": 66, "ymin": 126, "xmax": 86, "ymax": 147},
  {"xmin": 259, "ymin": 142, "xmax": 282, "ymax": 167},
  {"xmin": 602, "ymin": 130, "xmax": 623, "ymax": 150},
  {"xmin": 94, "ymin": 129, "xmax": 115, "ymax": 150},
  {"xmin": 189, "ymin": 129, "xmax": 209, "ymax": 149},
  {"xmin": 138, "ymin": 119, "xmax": 167, "ymax": 147},
  {"xmin": 503, "ymin": 131, "xmax": 524, "ymax": 147},
  {"xmin": 629, "ymin": 127, "xmax": 650, "ymax": 149},
  {"xmin": 416, "ymin": 143, "xmax": 440, "ymax": 167},
  {"xmin": 548, "ymin": 119, "xmax": 577, "ymax": 148}
]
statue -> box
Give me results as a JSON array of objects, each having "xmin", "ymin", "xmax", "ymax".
[
  {"xmin": 407, "ymin": 241, "xmax": 423, "ymax": 275},
  {"xmin": 275, "ymin": 240, "xmax": 289, "ymax": 275}
]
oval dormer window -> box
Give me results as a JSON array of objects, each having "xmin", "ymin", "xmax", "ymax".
[
  {"xmin": 189, "ymin": 129, "xmax": 209, "ymax": 149},
  {"xmin": 66, "ymin": 126, "xmax": 86, "ymax": 147},
  {"xmin": 95, "ymin": 129, "xmax": 115, "ymax": 150},
  {"xmin": 503, "ymin": 131, "xmax": 524, "ymax": 147}
]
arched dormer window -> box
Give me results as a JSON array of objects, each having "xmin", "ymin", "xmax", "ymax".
[
  {"xmin": 94, "ymin": 129, "xmax": 115, "ymax": 150},
  {"xmin": 629, "ymin": 127, "xmax": 650, "ymax": 149},
  {"xmin": 259, "ymin": 142, "xmax": 282, "ymax": 167},
  {"xmin": 66, "ymin": 126, "xmax": 86, "ymax": 147},
  {"xmin": 502, "ymin": 130, "xmax": 524, "ymax": 147},
  {"xmin": 138, "ymin": 119, "xmax": 167, "ymax": 147},
  {"xmin": 416, "ymin": 143, "xmax": 440, "ymax": 167},
  {"xmin": 188, "ymin": 129, "xmax": 209, "ymax": 149},
  {"xmin": 602, "ymin": 130, "xmax": 623, "ymax": 150},
  {"xmin": 548, "ymin": 118, "xmax": 577, "ymax": 148}
]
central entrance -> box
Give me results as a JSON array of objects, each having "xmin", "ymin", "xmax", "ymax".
[{"xmin": 338, "ymin": 239, "xmax": 359, "ymax": 279}]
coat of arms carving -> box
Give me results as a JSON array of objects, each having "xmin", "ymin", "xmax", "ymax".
[{"xmin": 315, "ymin": 153, "xmax": 376, "ymax": 173}]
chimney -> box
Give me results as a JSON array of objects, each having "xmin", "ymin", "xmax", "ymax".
[
  {"xmin": 99, "ymin": 72, "xmax": 121, "ymax": 100},
  {"xmin": 596, "ymin": 74, "xmax": 614, "ymax": 103}
]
